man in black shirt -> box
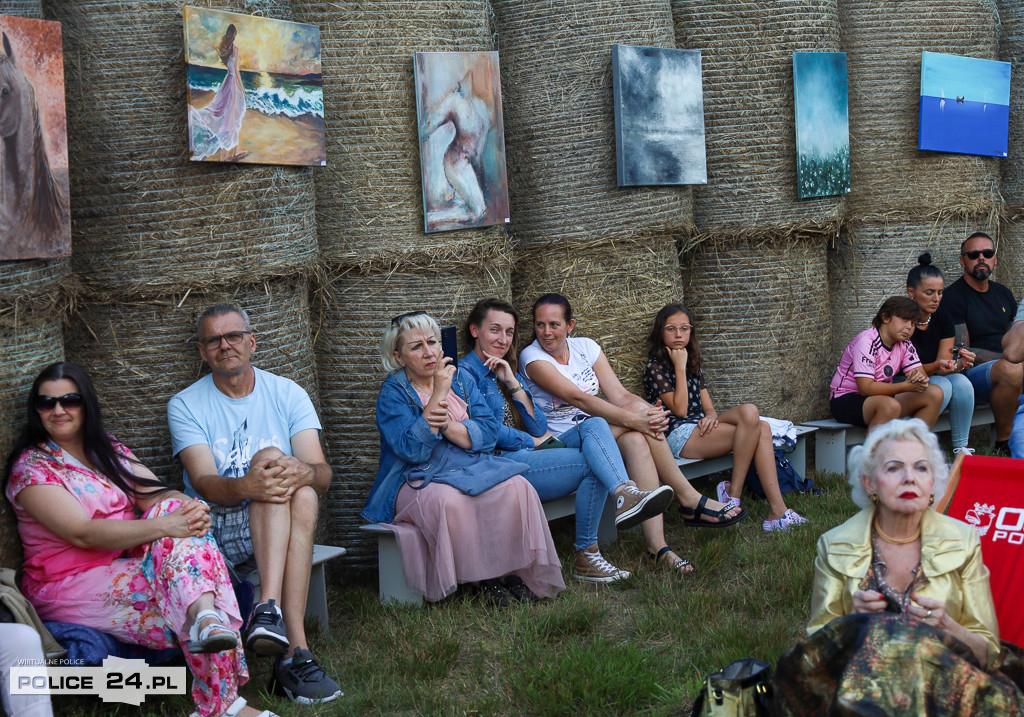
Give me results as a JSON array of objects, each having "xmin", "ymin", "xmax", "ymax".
[{"xmin": 941, "ymin": 232, "xmax": 1023, "ymax": 452}]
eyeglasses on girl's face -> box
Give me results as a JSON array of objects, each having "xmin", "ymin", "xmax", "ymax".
[{"xmin": 35, "ymin": 393, "xmax": 84, "ymax": 412}]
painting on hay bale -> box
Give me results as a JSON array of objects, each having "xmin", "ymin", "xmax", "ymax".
[
  {"xmin": 918, "ymin": 51, "xmax": 1010, "ymax": 158},
  {"xmin": 414, "ymin": 51, "xmax": 510, "ymax": 234},
  {"xmin": 184, "ymin": 6, "xmax": 325, "ymax": 167},
  {"xmin": 793, "ymin": 52, "xmax": 850, "ymax": 200},
  {"xmin": 611, "ymin": 44, "xmax": 706, "ymax": 187},
  {"xmin": 0, "ymin": 15, "xmax": 70, "ymax": 260}
]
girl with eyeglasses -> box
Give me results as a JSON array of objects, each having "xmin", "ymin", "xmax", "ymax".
[
  {"xmin": 644, "ymin": 304, "xmax": 807, "ymax": 532},
  {"xmin": 3, "ymin": 363, "xmax": 271, "ymax": 717},
  {"xmin": 905, "ymin": 253, "xmax": 977, "ymax": 455}
]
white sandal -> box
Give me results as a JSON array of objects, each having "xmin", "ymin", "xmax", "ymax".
[
  {"xmin": 223, "ymin": 696, "xmax": 280, "ymax": 717},
  {"xmin": 187, "ymin": 609, "xmax": 238, "ymax": 654}
]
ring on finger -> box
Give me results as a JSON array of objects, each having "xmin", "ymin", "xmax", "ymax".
[{"xmin": 926, "ymin": 609, "xmax": 933, "ymax": 619}]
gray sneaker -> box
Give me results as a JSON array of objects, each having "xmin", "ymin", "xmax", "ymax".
[
  {"xmin": 244, "ymin": 599, "xmax": 288, "ymax": 657},
  {"xmin": 272, "ymin": 647, "xmax": 343, "ymax": 704}
]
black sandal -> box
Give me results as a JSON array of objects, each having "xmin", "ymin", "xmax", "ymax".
[
  {"xmin": 679, "ymin": 495, "xmax": 747, "ymax": 528},
  {"xmin": 647, "ymin": 546, "xmax": 695, "ymax": 574}
]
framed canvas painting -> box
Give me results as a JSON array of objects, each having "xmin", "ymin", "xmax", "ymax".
[
  {"xmin": 793, "ymin": 52, "xmax": 850, "ymax": 199},
  {"xmin": 184, "ymin": 6, "xmax": 325, "ymax": 166},
  {"xmin": 918, "ymin": 51, "xmax": 1010, "ymax": 158},
  {"xmin": 611, "ymin": 44, "xmax": 706, "ymax": 186},
  {"xmin": 414, "ymin": 51, "xmax": 510, "ymax": 233},
  {"xmin": 0, "ymin": 14, "xmax": 70, "ymax": 260}
]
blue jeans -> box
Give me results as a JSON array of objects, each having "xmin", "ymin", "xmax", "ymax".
[
  {"xmin": 930, "ymin": 372, "xmax": 975, "ymax": 450},
  {"xmin": 964, "ymin": 361, "xmax": 995, "ymax": 403},
  {"xmin": 504, "ymin": 417, "xmax": 629, "ymax": 550}
]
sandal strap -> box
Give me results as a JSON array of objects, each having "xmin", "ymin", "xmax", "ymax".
[
  {"xmin": 224, "ymin": 697, "xmax": 247, "ymax": 717},
  {"xmin": 648, "ymin": 545, "xmax": 673, "ymax": 562}
]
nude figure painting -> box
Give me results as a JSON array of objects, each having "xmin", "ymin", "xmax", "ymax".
[{"xmin": 414, "ymin": 51, "xmax": 510, "ymax": 234}]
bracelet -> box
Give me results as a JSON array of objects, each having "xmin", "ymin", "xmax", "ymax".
[{"xmin": 509, "ymin": 383, "xmax": 525, "ymax": 393}]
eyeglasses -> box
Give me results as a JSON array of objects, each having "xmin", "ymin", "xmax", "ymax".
[
  {"xmin": 199, "ymin": 330, "xmax": 252, "ymax": 351},
  {"xmin": 35, "ymin": 393, "xmax": 84, "ymax": 412},
  {"xmin": 962, "ymin": 249, "xmax": 995, "ymax": 260},
  {"xmin": 664, "ymin": 324, "xmax": 693, "ymax": 333},
  {"xmin": 391, "ymin": 310, "xmax": 427, "ymax": 326}
]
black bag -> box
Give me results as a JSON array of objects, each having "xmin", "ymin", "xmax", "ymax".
[
  {"xmin": 744, "ymin": 445, "xmax": 813, "ymax": 500},
  {"xmin": 691, "ymin": 658, "xmax": 773, "ymax": 717}
]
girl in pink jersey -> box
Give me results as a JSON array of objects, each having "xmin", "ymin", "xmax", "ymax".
[{"xmin": 829, "ymin": 297, "xmax": 944, "ymax": 430}]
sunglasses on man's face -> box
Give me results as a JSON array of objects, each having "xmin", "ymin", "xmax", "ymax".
[
  {"xmin": 962, "ymin": 249, "xmax": 995, "ymax": 260},
  {"xmin": 35, "ymin": 393, "xmax": 84, "ymax": 412}
]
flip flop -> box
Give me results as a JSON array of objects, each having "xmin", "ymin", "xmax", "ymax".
[
  {"xmin": 647, "ymin": 545, "xmax": 695, "ymax": 574},
  {"xmin": 679, "ymin": 495, "xmax": 747, "ymax": 528}
]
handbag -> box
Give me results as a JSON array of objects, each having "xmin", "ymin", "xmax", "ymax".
[
  {"xmin": 690, "ymin": 658, "xmax": 773, "ymax": 717},
  {"xmin": 404, "ymin": 439, "xmax": 530, "ymax": 496}
]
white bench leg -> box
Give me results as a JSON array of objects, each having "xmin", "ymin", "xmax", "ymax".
[
  {"xmin": 597, "ymin": 494, "xmax": 617, "ymax": 545},
  {"xmin": 307, "ymin": 563, "xmax": 329, "ymax": 636},
  {"xmin": 791, "ymin": 435, "xmax": 808, "ymax": 478},
  {"xmin": 815, "ymin": 429, "xmax": 848, "ymax": 474},
  {"xmin": 376, "ymin": 531, "xmax": 423, "ymax": 606}
]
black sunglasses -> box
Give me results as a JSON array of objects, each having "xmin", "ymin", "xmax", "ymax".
[
  {"xmin": 391, "ymin": 310, "xmax": 427, "ymax": 326},
  {"xmin": 35, "ymin": 393, "xmax": 84, "ymax": 412},
  {"xmin": 962, "ymin": 249, "xmax": 995, "ymax": 260}
]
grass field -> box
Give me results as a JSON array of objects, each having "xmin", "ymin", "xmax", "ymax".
[{"xmin": 55, "ymin": 466, "xmax": 865, "ymax": 716}]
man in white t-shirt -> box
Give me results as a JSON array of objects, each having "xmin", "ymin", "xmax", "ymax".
[{"xmin": 167, "ymin": 303, "xmax": 341, "ymax": 705}]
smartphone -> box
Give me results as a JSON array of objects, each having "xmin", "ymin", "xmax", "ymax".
[
  {"xmin": 440, "ymin": 325, "xmax": 458, "ymax": 369},
  {"xmin": 951, "ymin": 340, "xmax": 964, "ymax": 362}
]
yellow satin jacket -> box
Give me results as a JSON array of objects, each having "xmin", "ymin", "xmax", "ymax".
[{"xmin": 807, "ymin": 507, "xmax": 1001, "ymax": 670}]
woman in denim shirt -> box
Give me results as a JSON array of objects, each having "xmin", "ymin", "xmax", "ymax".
[
  {"xmin": 361, "ymin": 311, "xmax": 563, "ymax": 606},
  {"xmin": 462, "ymin": 299, "xmax": 673, "ymax": 584}
]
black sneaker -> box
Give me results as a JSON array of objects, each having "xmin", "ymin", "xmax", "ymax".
[
  {"xmin": 272, "ymin": 647, "xmax": 343, "ymax": 704},
  {"xmin": 478, "ymin": 578, "xmax": 511, "ymax": 607},
  {"xmin": 502, "ymin": 575, "xmax": 539, "ymax": 603},
  {"xmin": 244, "ymin": 599, "xmax": 288, "ymax": 657},
  {"xmin": 994, "ymin": 440, "xmax": 1011, "ymax": 457}
]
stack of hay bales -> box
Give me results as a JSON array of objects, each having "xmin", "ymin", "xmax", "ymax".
[
  {"xmin": 293, "ymin": 0, "xmax": 510, "ymax": 567},
  {"xmin": 998, "ymin": 0, "xmax": 1024, "ymax": 297},
  {"xmin": 831, "ymin": 0, "xmax": 1001, "ymax": 361},
  {"xmin": 0, "ymin": 0, "xmax": 70, "ymax": 570},
  {"xmin": 671, "ymin": 0, "xmax": 841, "ymax": 422},
  {"xmin": 492, "ymin": 0, "xmax": 690, "ymax": 395},
  {"xmin": 48, "ymin": 0, "xmax": 320, "ymax": 488}
]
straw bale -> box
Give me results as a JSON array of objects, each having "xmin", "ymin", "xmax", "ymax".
[
  {"xmin": 45, "ymin": 0, "xmax": 317, "ymax": 297},
  {"xmin": 511, "ymin": 236, "xmax": 683, "ymax": 395},
  {"xmin": 671, "ymin": 0, "xmax": 844, "ymax": 240},
  {"xmin": 995, "ymin": 217, "xmax": 1024, "ymax": 299},
  {"xmin": 0, "ymin": 313, "xmax": 63, "ymax": 571},
  {"xmin": 290, "ymin": 0, "xmax": 508, "ymax": 264},
  {"xmin": 0, "ymin": 258, "xmax": 71, "ymax": 310},
  {"xmin": 840, "ymin": 0, "xmax": 1001, "ymax": 222},
  {"xmin": 314, "ymin": 250, "xmax": 512, "ymax": 568},
  {"xmin": 2, "ymin": 1, "xmax": 42, "ymax": 18},
  {"xmin": 491, "ymin": 0, "xmax": 693, "ymax": 248},
  {"xmin": 827, "ymin": 218, "xmax": 997, "ymax": 363},
  {"xmin": 65, "ymin": 277, "xmax": 318, "ymax": 485},
  {"xmin": 679, "ymin": 236, "xmax": 831, "ymax": 422},
  {"xmin": 1000, "ymin": 1, "xmax": 1024, "ymax": 206}
]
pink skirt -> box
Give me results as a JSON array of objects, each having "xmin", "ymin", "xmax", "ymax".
[{"xmin": 385, "ymin": 475, "xmax": 565, "ymax": 602}]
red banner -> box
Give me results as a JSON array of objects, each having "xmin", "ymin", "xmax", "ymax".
[{"xmin": 946, "ymin": 455, "xmax": 1024, "ymax": 647}]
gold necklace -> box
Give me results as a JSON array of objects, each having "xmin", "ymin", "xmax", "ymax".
[{"xmin": 873, "ymin": 515, "xmax": 922, "ymax": 544}]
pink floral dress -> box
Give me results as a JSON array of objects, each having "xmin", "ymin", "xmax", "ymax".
[{"xmin": 5, "ymin": 439, "xmax": 247, "ymax": 717}]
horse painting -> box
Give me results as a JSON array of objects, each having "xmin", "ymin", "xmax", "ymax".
[{"xmin": 0, "ymin": 29, "xmax": 69, "ymax": 259}]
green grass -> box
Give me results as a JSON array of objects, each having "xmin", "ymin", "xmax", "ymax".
[{"xmin": 53, "ymin": 470, "xmax": 861, "ymax": 716}]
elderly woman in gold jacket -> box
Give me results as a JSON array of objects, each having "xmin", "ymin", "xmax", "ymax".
[{"xmin": 774, "ymin": 418, "xmax": 1024, "ymax": 715}]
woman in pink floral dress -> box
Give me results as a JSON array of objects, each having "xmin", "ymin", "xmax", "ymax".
[{"xmin": 3, "ymin": 363, "xmax": 274, "ymax": 717}]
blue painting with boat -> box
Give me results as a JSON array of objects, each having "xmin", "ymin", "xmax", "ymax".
[{"xmin": 918, "ymin": 51, "xmax": 1010, "ymax": 158}]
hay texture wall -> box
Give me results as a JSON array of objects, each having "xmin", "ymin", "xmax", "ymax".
[{"xmin": 1, "ymin": 1, "xmax": 1016, "ymax": 574}]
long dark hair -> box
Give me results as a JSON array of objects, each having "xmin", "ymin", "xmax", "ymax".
[
  {"xmin": 530, "ymin": 293, "xmax": 573, "ymax": 345},
  {"xmin": 465, "ymin": 298, "xmax": 526, "ymax": 431},
  {"xmin": 218, "ymin": 24, "xmax": 237, "ymax": 65},
  {"xmin": 646, "ymin": 303, "xmax": 702, "ymax": 375},
  {"xmin": 906, "ymin": 252, "xmax": 944, "ymax": 289},
  {"xmin": 872, "ymin": 296, "xmax": 922, "ymax": 329},
  {"xmin": 3, "ymin": 362, "xmax": 168, "ymax": 498}
]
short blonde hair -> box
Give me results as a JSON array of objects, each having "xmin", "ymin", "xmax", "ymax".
[
  {"xmin": 379, "ymin": 312, "xmax": 442, "ymax": 374},
  {"xmin": 847, "ymin": 418, "xmax": 950, "ymax": 509}
]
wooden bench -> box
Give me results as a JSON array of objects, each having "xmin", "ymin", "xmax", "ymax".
[
  {"xmin": 804, "ymin": 405, "xmax": 996, "ymax": 475},
  {"xmin": 248, "ymin": 544, "xmax": 346, "ymax": 635},
  {"xmin": 361, "ymin": 424, "xmax": 817, "ymax": 605}
]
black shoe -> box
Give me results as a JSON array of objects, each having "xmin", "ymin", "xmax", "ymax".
[
  {"xmin": 502, "ymin": 575, "xmax": 539, "ymax": 603},
  {"xmin": 272, "ymin": 647, "xmax": 343, "ymax": 704},
  {"xmin": 244, "ymin": 599, "xmax": 288, "ymax": 657},
  {"xmin": 994, "ymin": 440, "xmax": 1011, "ymax": 457},
  {"xmin": 478, "ymin": 578, "xmax": 511, "ymax": 607}
]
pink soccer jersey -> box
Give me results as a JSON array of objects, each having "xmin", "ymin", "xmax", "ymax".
[{"xmin": 830, "ymin": 327, "xmax": 922, "ymax": 399}]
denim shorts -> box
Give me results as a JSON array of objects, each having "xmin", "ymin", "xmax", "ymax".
[{"xmin": 667, "ymin": 422, "xmax": 698, "ymax": 457}]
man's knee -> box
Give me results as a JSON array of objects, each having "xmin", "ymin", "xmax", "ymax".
[
  {"xmin": 252, "ymin": 446, "xmax": 285, "ymax": 464},
  {"xmin": 994, "ymin": 359, "xmax": 1024, "ymax": 389}
]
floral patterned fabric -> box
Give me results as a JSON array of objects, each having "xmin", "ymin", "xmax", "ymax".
[
  {"xmin": 642, "ymin": 356, "xmax": 705, "ymax": 436},
  {"xmin": 773, "ymin": 614, "xmax": 1024, "ymax": 716},
  {"xmin": 7, "ymin": 442, "xmax": 247, "ymax": 717}
]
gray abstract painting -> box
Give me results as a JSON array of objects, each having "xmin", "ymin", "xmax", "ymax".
[{"xmin": 612, "ymin": 44, "xmax": 707, "ymax": 186}]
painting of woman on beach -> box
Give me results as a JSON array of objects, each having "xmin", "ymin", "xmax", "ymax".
[
  {"xmin": 183, "ymin": 6, "xmax": 325, "ymax": 167},
  {"xmin": 0, "ymin": 14, "xmax": 70, "ymax": 260},
  {"xmin": 414, "ymin": 51, "xmax": 510, "ymax": 233}
]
